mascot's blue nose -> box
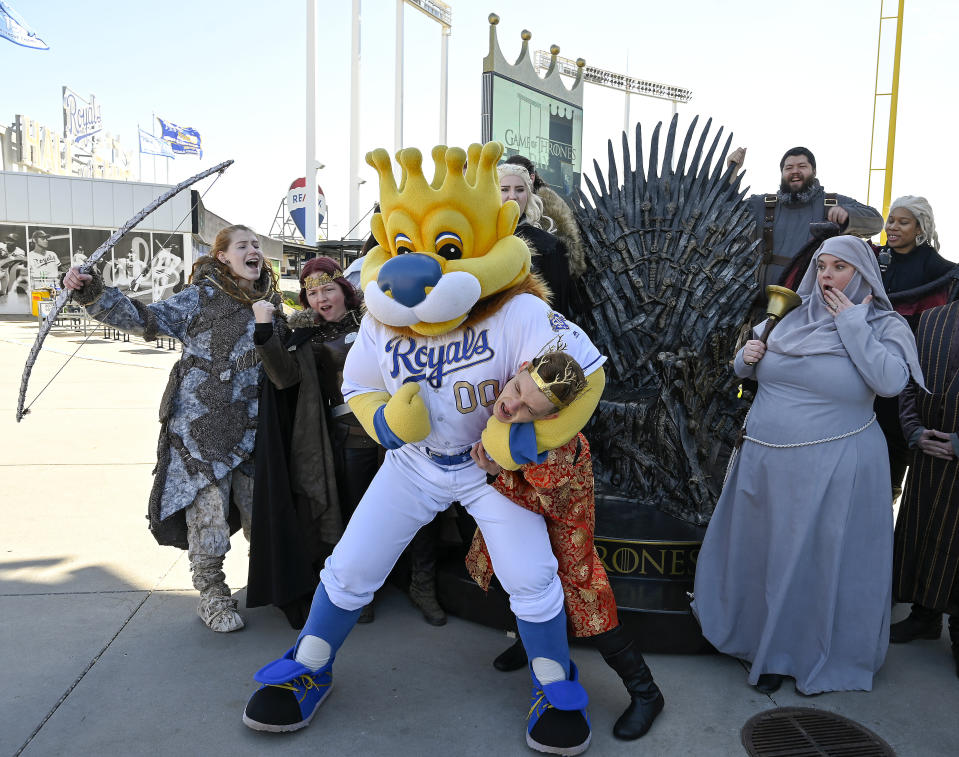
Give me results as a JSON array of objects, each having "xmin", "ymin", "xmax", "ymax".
[{"xmin": 378, "ymin": 253, "xmax": 442, "ymax": 308}]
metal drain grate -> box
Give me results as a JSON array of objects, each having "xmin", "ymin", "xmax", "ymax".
[{"xmin": 742, "ymin": 707, "xmax": 896, "ymax": 757}]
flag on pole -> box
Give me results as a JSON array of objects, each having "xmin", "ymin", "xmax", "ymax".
[
  {"xmin": 157, "ymin": 117, "xmax": 202, "ymax": 157},
  {"xmin": 139, "ymin": 128, "xmax": 174, "ymax": 158},
  {"xmin": 0, "ymin": 1, "xmax": 48, "ymax": 49}
]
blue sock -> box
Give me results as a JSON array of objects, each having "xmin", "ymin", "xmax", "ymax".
[
  {"xmin": 297, "ymin": 583, "xmax": 362, "ymax": 656},
  {"xmin": 516, "ymin": 608, "xmax": 571, "ymax": 680}
]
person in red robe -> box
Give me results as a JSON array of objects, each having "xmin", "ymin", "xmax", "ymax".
[{"xmin": 466, "ymin": 351, "xmax": 664, "ymax": 741}]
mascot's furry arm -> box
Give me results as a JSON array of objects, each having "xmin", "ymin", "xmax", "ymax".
[
  {"xmin": 348, "ymin": 384, "xmax": 431, "ymax": 449},
  {"xmin": 481, "ymin": 366, "xmax": 606, "ymax": 470}
]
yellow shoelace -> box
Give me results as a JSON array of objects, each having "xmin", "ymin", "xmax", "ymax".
[
  {"xmin": 269, "ymin": 675, "xmax": 330, "ymax": 703},
  {"xmin": 527, "ymin": 690, "xmax": 554, "ymax": 720}
]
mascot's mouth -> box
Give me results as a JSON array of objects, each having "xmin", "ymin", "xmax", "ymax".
[
  {"xmin": 364, "ymin": 271, "xmax": 481, "ymax": 327},
  {"xmin": 363, "ymin": 252, "xmax": 482, "ymax": 328}
]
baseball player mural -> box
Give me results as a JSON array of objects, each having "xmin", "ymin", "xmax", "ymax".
[{"xmin": 243, "ymin": 142, "xmax": 605, "ymax": 755}]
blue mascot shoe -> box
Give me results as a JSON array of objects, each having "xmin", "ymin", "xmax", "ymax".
[
  {"xmin": 242, "ymin": 647, "xmax": 333, "ymax": 732},
  {"xmin": 526, "ymin": 661, "xmax": 591, "ymax": 755}
]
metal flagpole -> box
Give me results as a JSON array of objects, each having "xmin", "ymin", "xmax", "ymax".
[
  {"xmin": 349, "ymin": 0, "xmax": 361, "ymax": 237},
  {"xmin": 395, "ymin": 0, "xmax": 404, "ymax": 153},
  {"xmin": 439, "ymin": 23, "xmax": 449, "ymax": 143},
  {"xmin": 306, "ymin": 0, "xmax": 319, "ymax": 246},
  {"xmin": 152, "ymin": 112, "xmax": 158, "ymax": 183}
]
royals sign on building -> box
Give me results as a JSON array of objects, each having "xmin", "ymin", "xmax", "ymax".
[
  {"xmin": 62, "ymin": 87, "xmax": 103, "ymax": 145},
  {"xmin": 0, "ymin": 85, "xmax": 132, "ymax": 180}
]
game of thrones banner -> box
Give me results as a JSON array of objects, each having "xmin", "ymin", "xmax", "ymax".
[
  {"xmin": 482, "ymin": 71, "xmax": 583, "ymax": 197},
  {"xmin": 0, "ymin": 224, "xmax": 187, "ymax": 314}
]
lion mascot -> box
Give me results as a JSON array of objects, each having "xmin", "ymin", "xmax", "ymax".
[{"xmin": 243, "ymin": 142, "xmax": 605, "ymax": 755}]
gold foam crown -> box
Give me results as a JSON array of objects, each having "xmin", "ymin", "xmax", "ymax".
[
  {"xmin": 303, "ymin": 270, "xmax": 343, "ymax": 289},
  {"xmin": 365, "ymin": 142, "xmax": 510, "ymax": 261},
  {"xmin": 526, "ymin": 358, "xmax": 588, "ymax": 410}
]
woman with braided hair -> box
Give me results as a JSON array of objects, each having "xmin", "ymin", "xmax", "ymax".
[{"xmin": 62, "ymin": 225, "xmax": 282, "ymax": 632}]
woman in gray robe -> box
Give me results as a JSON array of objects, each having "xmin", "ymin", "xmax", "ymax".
[{"xmin": 692, "ymin": 236, "xmax": 925, "ymax": 695}]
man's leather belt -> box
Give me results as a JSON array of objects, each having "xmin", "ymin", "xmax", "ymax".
[{"xmin": 331, "ymin": 402, "xmax": 352, "ymax": 418}]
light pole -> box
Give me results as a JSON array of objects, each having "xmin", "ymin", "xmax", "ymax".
[
  {"xmin": 349, "ymin": 0, "xmax": 362, "ymax": 238},
  {"xmin": 533, "ymin": 50, "xmax": 692, "ymax": 130},
  {"xmin": 393, "ymin": 0, "xmax": 452, "ymax": 152},
  {"xmin": 306, "ymin": 0, "xmax": 319, "ymax": 246}
]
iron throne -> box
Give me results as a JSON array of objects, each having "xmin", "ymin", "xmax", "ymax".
[{"xmin": 571, "ymin": 115, "xmax": 760, "ymax": 525}]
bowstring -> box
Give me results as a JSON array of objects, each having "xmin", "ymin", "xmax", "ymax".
[{"xmin": 20, "ymin": 170, "xmax": 226, "ymax": 417}]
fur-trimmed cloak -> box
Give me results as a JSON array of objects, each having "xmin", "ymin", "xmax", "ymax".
[{"xmin": 76, "ymin": 261, "xmax": 281, "ymax": 548}]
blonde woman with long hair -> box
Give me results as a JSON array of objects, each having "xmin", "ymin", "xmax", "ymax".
[{"xmin": 498, "ymin": 163, "xmax": 574, "ymax": 314}]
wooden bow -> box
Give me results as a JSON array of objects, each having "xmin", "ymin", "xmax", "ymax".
[{"xmin": 16, "ymin": 160, "xmax": 234, "ymax": 421}]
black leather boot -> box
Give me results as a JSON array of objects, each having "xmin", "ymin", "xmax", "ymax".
[
  {"xmin": 591, "ymin": 625, "xmax": 664, "ymax": 740},
  {"xmin": 890, "ymin": 604, "xmax": 943, "ymax": 643},
  {"xmin": 949, "ymin": 616, "xmax": 959, "ymax": 679},
  {"xmin": 357, "ymin": 600, "xmax": 375, "ymax": 624},
  {"xmin": 493, "ymin": 636, "xmax": 528, "ymax": 671},
  {"xmin": 409, "ymin": 572, "xmax": 447, "ymax": 626},
  {"xmin": 408, "ymin": 517, "xmax": 447, "ymax": 626}
]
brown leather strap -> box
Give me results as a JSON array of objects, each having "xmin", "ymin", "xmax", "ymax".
[
  {"xmin": 762, "ymin": 195, "xmax": 777, "ymax": 263},
  {"xmin": 768, "ymin": 254, "xmax": 795, "ymax": 267}
]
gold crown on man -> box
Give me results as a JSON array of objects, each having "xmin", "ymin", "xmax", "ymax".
[{"xmin": 526, "ymin": 356, "xmax": 589, "ymax": 410}]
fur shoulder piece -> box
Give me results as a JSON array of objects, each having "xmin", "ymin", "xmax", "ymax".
[
  {"xmin": 462, "ymin": 273, "xmax": 551, "ymax": 329},
  {"xmin": 191, "ymin": 256, "xmax": 277, "ymax": 302},
  {"xmin": 538, "ymin": 186, "xmax": 586, "ymax": 278},
  {"xmin": 287, "ymin": 308, "xmax": 317, "ymax": 329},
  {"xmin": 288, "ymin": 306, "xmax": 363, "ymax": 340}
]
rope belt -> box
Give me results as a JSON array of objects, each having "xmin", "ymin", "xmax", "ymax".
[{"xmin": 743, "ymin": 413, "xmax": 876, "ymax": 449}]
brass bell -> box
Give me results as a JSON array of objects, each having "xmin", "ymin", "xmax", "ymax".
[{"xmin": 759, "ymin": 285, "xmax": 802, "ymax": 343}]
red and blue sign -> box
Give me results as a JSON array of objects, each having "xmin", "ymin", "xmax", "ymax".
[{"xmin": 288, "ymin": 177, "xmax": 327, "ymax": 239}]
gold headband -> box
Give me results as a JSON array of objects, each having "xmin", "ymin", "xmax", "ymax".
[
  {"xmin": 526, "ymin": 359, "xmax": 587, "ymax": 410},
  {"xmin": 303, "ymin": 270, "xmax": 343, "ymax": 289}
]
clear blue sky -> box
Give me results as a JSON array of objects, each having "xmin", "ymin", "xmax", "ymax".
[{"xmin": 3, "ymin": 0, "xmax": 957, "ymax": 257}]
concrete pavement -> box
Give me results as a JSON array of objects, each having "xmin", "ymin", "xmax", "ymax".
[{"xmin": 1, "ymin": 315, "xmax": 957, "ymax": 757}]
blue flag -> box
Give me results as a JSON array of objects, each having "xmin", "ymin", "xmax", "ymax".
[
  {"xmin": 157, "ymin": 117, "xmax": 202, "ymax": 157},
  {"xmin": 0, "ymin": 1, "xmax": 48, "ymax": 49},
  {"xmin": 139, "ymin": 128, "xmax": 175, "ymax": 158}
]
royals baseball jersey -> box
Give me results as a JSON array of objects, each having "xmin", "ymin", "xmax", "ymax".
[{"xmin": 342, "ymin": 293, "xmax": 606, "ymax": 453}]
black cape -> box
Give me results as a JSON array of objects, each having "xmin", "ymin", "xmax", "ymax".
[
  {"xmin": 246, "ymin": 328, "xmax": 329, "ymax": 626},
  {"xmin": 516, "ymin": 223, "xmax": 572, "ymax": 315}
]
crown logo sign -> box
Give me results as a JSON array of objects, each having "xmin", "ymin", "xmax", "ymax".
[{"xmin": 483, "ymin": 14, "xmax": 585, "ymax": 106}]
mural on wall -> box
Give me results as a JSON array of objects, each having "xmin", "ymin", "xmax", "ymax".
[
  {"xmin": 0, "ymin": 223, "xmax": 29, "ymax": 314},
  {"xmin": 150, "ymin": 234, "xmax": 185, "ymax": 302},
  {"xmin": 0, "ymin": 224, "xmax": 189, "ymax": 314},
  {"xmin": 105, "ymin": 231, "xmax": 152, "ymax": 302},
  {"xmin": 26, "ymin": 225, "xmax": 70, "ymax": 291},
  {"xmin": 69, "ymin": 227, "xmax": 110, "ymax": 269}
]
